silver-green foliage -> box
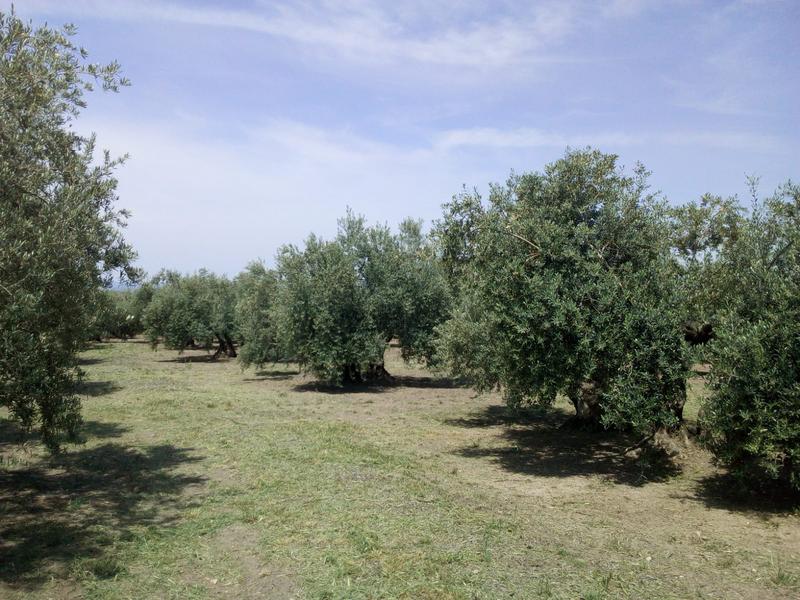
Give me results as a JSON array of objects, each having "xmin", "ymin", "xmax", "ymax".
[
  {"xmin": 143, "ymin": 271, "xmax": 238, "ymax": 357},
  {"xmin": 0, "ymin": 11, "xmax": 137, "ymax": 448},
  {"xmin": 701, "ymin": 183, "xmax": 800, "ymax": 492},
  {"xmin": 235, "ymin": 261, "xmax": 281, "ymax": 367},
  {"xmin": 435, "ymin": 149, "xmax": 689, "ymax": 432},
  {"xmin": 266, "ymin": 212, "xmax": 451, "ymax": 384},
  {"xmin": 87, "ymin": 289, "xmax": 144, "ymax": 341},
  {"xmin": 669, "ymin": 194, "xmax": 744, "ymax": 337}
]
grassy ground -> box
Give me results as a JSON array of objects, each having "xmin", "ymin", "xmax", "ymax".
[{"xmin": 1, "ymin": 340, "xmax": 798, "ymax": 599}]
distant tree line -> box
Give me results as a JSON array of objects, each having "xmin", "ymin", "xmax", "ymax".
[{"xmin": 2, "ymin": 11, "xmax": 797, "ymax": 494}]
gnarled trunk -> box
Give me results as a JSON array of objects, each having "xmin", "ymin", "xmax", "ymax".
[
  {"xmin": 365, "ymin": 362, "xmax": 393, "ymax": 381},
  {"xmin": 212, "ymin": 334, "xmax": 237, "ymax": 359},
  {"xmin": 223, "ymin": 334, "xmax": 237, "ymax": 358},
  {"xmin": 341, "ymin": 362, "xmax": 393, "ymax": 385},
  {"xmin": 342, "ymin": 363, "xmax": 363, "ymax": 384},
  {"xmin": 683, "ymin": 321, "xmax": 714, "ymax": 345},
  {"xmin": 667, "ymin": 376, "xmax": 686, "ymax": 425},
  {"xmin": 568, "ymin": 380, "xmax": 603, "ymax": 426}
]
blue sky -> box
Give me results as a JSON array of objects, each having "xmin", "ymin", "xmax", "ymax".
[{"xmin": 11, "ymin": 0, "xmax": 800, "ymax": 276}]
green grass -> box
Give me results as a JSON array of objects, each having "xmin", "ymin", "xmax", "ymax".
[{"xmin": 1, "ymin": 340, "xmax": 798, "ymax": 599}]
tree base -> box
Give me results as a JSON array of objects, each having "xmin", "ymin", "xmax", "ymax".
[{"xmin": 341, "ymin": 363, "xmax": 393, "ymax": 385}]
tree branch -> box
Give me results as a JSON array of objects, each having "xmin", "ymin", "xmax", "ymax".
[
  {"xmin": 767, "ymin": 240, "xmax": 795, "ymax": 269},
  {"xmin": 505, "ymin": 227, "xmax": 541, "ymax": 259}
]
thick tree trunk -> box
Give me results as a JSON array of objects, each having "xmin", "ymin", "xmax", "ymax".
[
  {"xmin": 683, "ymin": 321, "xmax": 714, "ymax": 345},
  {"xmin": 667, "ymin": 377, "xmax": 686, "ymax": 425},
  {"xmin": 365, "ymin": 362, "xmax": 393, "ymax": 381},
  {"xmin": 342, "ymin": 363, "xmax": 362, "ymax": 384},
  {"xmin": 211, "ymin": 333, "xmax": 237, "ymax": 359},
  {"xmin": 567, "ymin": 380, "xmax": 603, "ymax": 427},
  {"xmin": 341, "ymin": 362, "xmax": 392, "ymax": 384},
  {"xmin": 223, "ymin": 335, "xmax": 237, "ymax": 358}
]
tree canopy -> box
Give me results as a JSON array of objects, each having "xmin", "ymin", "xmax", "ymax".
[
  {"xmin": 435, "ymin": 149, "xmax": 689, "ymax": 433},
  {"xmin": 669, "ymin": 192, "xmax": 746, "ymax": 345},
  {"xmin": 86, "ymin": 289, "xmax": 144, "ymax": 341},
  {"xmin": 267, "ymin": 212, "xmax": 451, "ymax": 384},
  {"xmin": 0, "ymin": 11, "xmax": 137, "ymax": 448},
  {"xmin": 700, "ymin": 183, "xmax": 800, "ymax": 492},
  {"xmin": 143, "ymin": 271, "xmax": 238, "ymax": 358},
  {"xmin": 235, "ymin": 261, "xmax": 281, "ymax": 368}
]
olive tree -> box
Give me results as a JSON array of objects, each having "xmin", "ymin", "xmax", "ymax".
[
  {"xmin": 701, "ymin": 182, "xmax": 800, "ymax": 492},
  {"xmin": 143, "ymin": 271, "xmax": 238, "ymax": 358},
  {"xmin": 0, "ymin": 11, "xmax": 137, "ymax": 449},
  {"xmin": 235, "ymin": 261, "xmax": 281, "ymax": 368},
  {"xmin": 269, "ymin": 212, "xmax": 450, "ymax": 384},
  {"xmin": 87, "ymin": 290, "xmax": 143, "ymax": 341},
  {"xmin": 435, "ymin": 149, "xmax": 689, "ymax": 432}
]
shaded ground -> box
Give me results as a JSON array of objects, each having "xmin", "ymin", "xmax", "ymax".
[
  {"xmin": 1, "ymin": 341, "xmax": 798, "ymax": 599},
  {"xmin": 450, "ymin": 405, "xmax": 682, "ymax": 486},
  {"xmin": 0, "ymin": 421, "xmax": 204, "ymax": 594}
]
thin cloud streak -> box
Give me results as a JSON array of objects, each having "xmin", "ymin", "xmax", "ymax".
[
  {"xmin": 434, "ymin": 127, "xmax": 783, "ymax": 153},
  {"xmin": 24, "ymin": 0, "xmax": 586, "ymax": 69}
]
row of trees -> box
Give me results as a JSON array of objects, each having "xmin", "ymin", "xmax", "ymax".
[
  {"xmin": 2, "ymin": 11, "xmax": 797, "ymax": 493},
  {"xmin": 132, "ymin": 213, "xmax": 451, "ymax": 383},
  {"xmin": 123, "ymin": 155, "xmax": 798, "ymax": 493},
  {"xmin": 432, "ymin": 155, "xmax": 799, "ymax": 493}
]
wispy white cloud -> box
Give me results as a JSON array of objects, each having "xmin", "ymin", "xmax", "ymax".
[
  {"xmin": 76, "ymin": 111, "xmax": 791, "ymax": 275},
  {"xmin": 246, "ymin": 119, "xmax": 431, "ymax": 164},
  {"xmin": 434, "ymin": 128, "xmax": 637, "ymax": 150},
  {"xmin": 434, "ymin": 126, "xmax": 782, "ymax": 152},
  {"xmin": 79, "ymin": 116, "xmax": 463, "ymax": 275},
  {"xmin": 22, "ymin": 0, "xmax": 593, "ymax": 69},
  {"xmin": 601, "ymin": 0, "xmax": 658, "ymax": 18},
  {"xmin": 665, "ymin": 2, "xmax": 792, "ymax": 116}
]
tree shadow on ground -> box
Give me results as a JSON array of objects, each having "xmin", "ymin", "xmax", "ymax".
[
  {"xmin": 100, "ymin": 338, "xmax": 150, "ymax": 345},
  {"xmin": 82, "ymin": 342, "xmax": 111, "ymax": 353},
  {"xmin": 242, "ymin": 367, "xmax": 300, "ymax": 383},
  {"xmin": 391, "ymin": 375, "xmax": 466, "ymax": 389},
  {"xmin": 157, "ymin": 354, "xmax": 223, "ymax": 364},
  {"xmin": 0, "ymin": 421, "xmax": 205, "ymax": 590},
  {"xmin": 77, "ymin": 356, "xmax": 105, "ymax": 366},
  {"xmin": 448, "ymin": 404, "xmax": 681, "ymax": 487},
  {"xmin": 292, "ymin": 374, "xmax": 464, "ymax": 395},
  {"xmin": 675, "ymin": 472, "xmax": 800, "ymax": 515},
  {"xmin": 75, "ymin": 421, "xmax": 130, "ymax": 443},
  {"xmin": 244, "ymin": 361, "xmax": 300, "ymax": 383},
  {"xmin": 76, "ymin": 380, "xmax": 122, "ymax": 397},
  {"xmin": 0, "ymin": 420, "xmax": 129, "ymax": 451}
]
